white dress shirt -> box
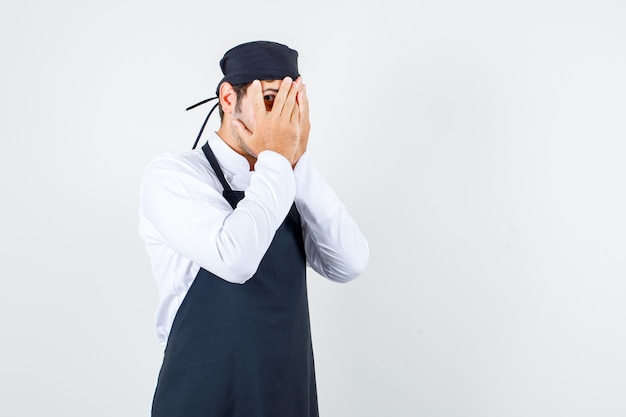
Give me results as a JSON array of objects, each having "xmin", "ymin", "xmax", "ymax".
[{"xmin": 139, "ymin": 132, "xmax": 369, "ymax": 345}]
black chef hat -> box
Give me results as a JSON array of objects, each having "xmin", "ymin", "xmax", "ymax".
[
  {"xmin": 186, "ymin": 41, "xmax": 300, "ymax": 149},
  {"xmin": 216, "ymin": 41, "xmax": 300, "ymax": 95}
]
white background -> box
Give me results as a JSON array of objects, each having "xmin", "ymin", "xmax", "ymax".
[{"xmin": 1, "ymin": 0, "xmax": 625, "ymax": 416}]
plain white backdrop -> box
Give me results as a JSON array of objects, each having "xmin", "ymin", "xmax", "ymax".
[{"xmin": 1, "ymin": 0, "xmax": 625, "ymax": 416}]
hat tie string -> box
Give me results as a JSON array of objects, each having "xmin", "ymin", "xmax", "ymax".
[{"xmin": 186, "ymin": 96, "xmax": 219, "ymax": 150}]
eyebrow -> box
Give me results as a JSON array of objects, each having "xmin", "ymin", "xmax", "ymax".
[{"xmin": 263, "ymin": 89, "xmax": 279, "ymax": 94}]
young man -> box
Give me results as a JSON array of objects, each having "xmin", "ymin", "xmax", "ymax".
[{"xmin": 139, "ymin": 41, "xmax": 369, "ymax": 417}]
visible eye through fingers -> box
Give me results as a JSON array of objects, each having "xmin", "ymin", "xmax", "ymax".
[{"xmin": 263, "ymin": 94, "xmax": 275, "ymax": 111}]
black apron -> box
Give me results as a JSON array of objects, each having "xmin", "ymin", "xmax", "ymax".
[{"xmin": 152, "ymin": 142, "xmax": 318, "ymax": 417}]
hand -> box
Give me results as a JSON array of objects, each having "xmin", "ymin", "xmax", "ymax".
[
  {"xmin": 292, "ymin": 78, "xmax": 310, "ymax": 167},
  {"xmin": 232, "ymin": 77, "xmax": 303, "ymax": 165}
]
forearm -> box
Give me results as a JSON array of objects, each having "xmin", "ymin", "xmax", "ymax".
[
  {"xmin": 294, "ymin": 153, "xmax": 369, "ymax": 282},
  {"xmin": 211, "ymin": 152, "xmax": 296, "ymax": 281},
  {"xmin": 141, "ymin": 151, "xmax": 296, "ymax": 283}
]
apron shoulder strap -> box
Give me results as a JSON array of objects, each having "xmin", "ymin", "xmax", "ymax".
[
  {"xmin": 201, "ymin": 142, "xmax": 245, "ymax": 209},
  {"xmin": 201, "ymin": 142, "xmax": 233, "ymax": 192}
]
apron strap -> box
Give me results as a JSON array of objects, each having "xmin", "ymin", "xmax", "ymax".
[
  {"xmin": 201, "ymin": 141, "xmax": 245, "ymax": 209},
  {"xmin": 202, "ymin": 142, "xmax": 233, "ymax": 192}
]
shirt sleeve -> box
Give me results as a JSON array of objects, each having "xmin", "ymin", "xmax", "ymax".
[
  {"xmin": 139, "ymin": 150, "xmax": 296, "ymax": 284},
  {"xmin": 293, "ymin": 152, "xmax": 369, "ymax": 282}
]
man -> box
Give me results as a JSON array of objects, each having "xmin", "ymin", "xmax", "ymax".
[{"xmin": 139, "ymin": 41, "xmax": 369, "ymax": 417}]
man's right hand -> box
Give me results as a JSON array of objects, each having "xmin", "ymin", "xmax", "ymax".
[{"xmin": 231, "ymin": 77, "xmax": 303, "ymax": 166}]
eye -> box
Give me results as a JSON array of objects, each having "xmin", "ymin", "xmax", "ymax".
[{"xmin": 263, "ymin": 95, "xmax": 275, "ymax": 110}]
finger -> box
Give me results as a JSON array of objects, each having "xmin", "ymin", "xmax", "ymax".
[
  {"xmin": 290, "ymin": 78, "xmax": 303, "ymax": 121},
  {"xmin": 271, "ymin": 77, "xmax": 293, "ymax": 115},
  {"xmin": 231, "ymin": 119, "xmax": 253, "ymax": 140},
  {"xmin": 282, "ymin": 78, "xmax": 300, "ymax": 119},
  {"xmin": 248, "ymin": 80, "xmax": 265, "ymax": 117},
  {"xmin": 291, "ymin": 93, "xmax": 299, "ymax": 123},
  {"xmin": 297, "ymin": 83, "xmax": 309, "ymax": 121}
]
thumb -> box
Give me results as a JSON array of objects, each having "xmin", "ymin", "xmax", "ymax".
[{"xmin": 231, "ymin": 119, "xmax": 252, "ymax": 140}]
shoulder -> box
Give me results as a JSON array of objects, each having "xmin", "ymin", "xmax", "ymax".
[
  {"xmin": 144, "ymin": 149, "xmax": 208, "ymax": 178},
  {"xmin": 140, "ymin": 149, "xmax": 221, "ymax": 197}
]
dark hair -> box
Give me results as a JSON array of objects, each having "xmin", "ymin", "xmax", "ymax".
[{"xmin": 218, "ymin": 82, "xmax": 253, "ymax": 121}]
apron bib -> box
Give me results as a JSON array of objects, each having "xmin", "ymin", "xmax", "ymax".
[{"xmin": 152, "ymin": 143, "xmax": 318, "ymax": 417}]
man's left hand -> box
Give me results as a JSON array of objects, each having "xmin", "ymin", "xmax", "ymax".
[{"xmin": 293, "ymin": 79, "xmax": 310, "ymax": 167}]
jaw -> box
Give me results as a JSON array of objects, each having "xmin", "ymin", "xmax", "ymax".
[
  {"xmin": 214, "ymin": 117, "xmax": 257, "ymax": 171},
  {"xmin": 235, "ymin": 132, "xmax": 258, "ymax": 169}
]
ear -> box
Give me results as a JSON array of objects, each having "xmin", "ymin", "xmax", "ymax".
[{"xmin": 219, "ymin": 82, "xmax": 236, "ymax": 115}]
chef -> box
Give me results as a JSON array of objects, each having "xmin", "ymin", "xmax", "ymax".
[{"xmin": 139, "ymin": 40, "xmax": 369, "ymax": 417}]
